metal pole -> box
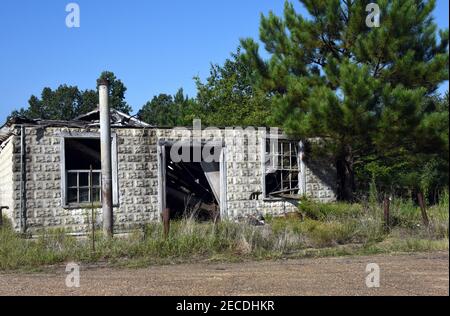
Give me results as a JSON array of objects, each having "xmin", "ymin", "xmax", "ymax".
[
  {"xmin": 20, "ymin": 126, "xmax": 27, "ymax": 234},
  {"xmin": 90, "ymin": 165, "xmax": 95, "ymax": 252},
  {"xmin": 98, "ymin": 79, "xmax": 114, "ymax": 238}
]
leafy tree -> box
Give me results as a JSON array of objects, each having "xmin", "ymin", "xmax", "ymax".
[
  {"xmin": 241, "ymin": 0, "xmax": 449, "ymax": 200},
  {"xmin": 9, "ymin": 71, "xmax": 132, "ymax": 120},
  {"xmin": 194, "ymin": 48, "xmax": 271, "ymax": 127},
  {"xmin": 77, "ymin": 89, "xmax": 99, "ymax": 115},
  {"xmin": 10, "ymin": 85, "xmax": 83, "ymax": 121},
  {"xmin": 98, "ymin": 71, "xmax": 132, "ymax": 114},
  {"xmin": 138, "ymin": 88, "xmax": 195, "ymax": 126}
]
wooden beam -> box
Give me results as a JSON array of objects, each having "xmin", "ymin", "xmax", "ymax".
[{"xmin": 163, "ymin": 208, "xmax": 170, "ymax": 239}]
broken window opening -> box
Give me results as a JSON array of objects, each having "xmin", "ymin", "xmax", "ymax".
[
  {"xmin": 62, "ymin": 136, "xmax": 118, "ymax": 207},
  {"xmin": 65, "ymin": 138, "xmax": 101, "ymax": 205},
  {"xmin": 264, "ymin": 139, "xmax": 300, "ymax": 198},
  {"xmin": 165, "ymin": 146, "xmax": 220, "ymax": 221}
]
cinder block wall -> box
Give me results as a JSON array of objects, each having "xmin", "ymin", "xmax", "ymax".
[
  {"xmin": 0, "ymin": 137, "xmax": 15, "ymax": 226},
  {"xmin": 7, "ymin": 125, "xmax": 336, "ymax": 235},
  {"xmin": 156, "ymin": 128, "xmax": 337, "ymax": 219},
  {"xmin": 10, "ymin": 126, "xmax": 160, "ymax": 235},
  {"xmin": 223, "ymin": 129, "xmax": 299, "ymax": 218},
  {"xmin": 305, "ymin": 159, "xmax": 337, "ymax": 203}
]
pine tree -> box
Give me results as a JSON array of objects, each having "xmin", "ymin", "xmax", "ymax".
[{"xmin": 241, "ymin": 0, "xmax": 449, "ymax": 200}]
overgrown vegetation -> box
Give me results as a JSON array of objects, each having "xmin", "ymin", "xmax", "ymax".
[
  {"xmin": 1, "ymin": 192, "xmax": 448, "ymax": 271},
  {"xmin": 241, "ymin": 0, "xmax": 449, "ymax": 201},
  {"xmin": 8, "ymin": 1, "xmax": 448, "ymax": 204}
]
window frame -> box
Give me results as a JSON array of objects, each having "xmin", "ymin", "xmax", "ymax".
[
  {"xmin": 261, "ymin": 135, "xmax": 306, "ymax": 200},
  {"xmin": 60, "ymin": 132, "xmax": 119, "ymax": 209},
  {"xmin": 67, "ymin": 170, "xmax": 102, "ymax": 204}
]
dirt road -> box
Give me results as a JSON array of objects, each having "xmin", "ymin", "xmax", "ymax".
[{"xmin": 0, "ymin": 252, "xmax": 448, "ymax": 296}]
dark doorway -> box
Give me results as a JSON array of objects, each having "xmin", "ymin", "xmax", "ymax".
[{"xmin": 164, "ymin": 145, "xmax": 220, "ymax": 221}]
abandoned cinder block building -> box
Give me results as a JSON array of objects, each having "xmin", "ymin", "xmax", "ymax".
[{"xmin": 0, "ymin": 109, "xmax": 336, "ymax": 235}]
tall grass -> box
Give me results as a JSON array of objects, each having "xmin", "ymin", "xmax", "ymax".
[{"xmin": 0, "ymin": 192, "xmax": 448, "ymax": 271}]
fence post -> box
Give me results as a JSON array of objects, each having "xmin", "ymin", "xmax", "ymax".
[
  {"xmin": 163, "ymin": 208, "xmax": 170, "ymax": 239},
  {"xmin": 383, "ymin": 197, "xmax": 390, "ymax": 232},
  {"xmin": 417, "ymin": 192, "xmax": 430, "ymax": 227}
]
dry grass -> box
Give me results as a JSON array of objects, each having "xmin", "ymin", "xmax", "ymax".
[{"xmin": 0, "ymin": 192, "xmax": 448, "ymax": 271}]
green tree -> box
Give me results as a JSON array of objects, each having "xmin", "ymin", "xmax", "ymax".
[
  {"xmin": 9, "ymin": 71, "xmax": 132, "ymax": 120},
  {"xmin": 139, "ymin": 93, "xmax": 176, "ymax": 126},
  {"xmin": 138, "ymin": 88, "xmax": 195, "ymax": 126},
  {"xmin": 77, "ymin": 89, "xmax": 99, "ymax": 115},
  {"xmin": 98, "ymin": 71, "xmax": 132, "ymax": 114},
  {"xmin": 194, "ymin": 48, "xmax": 271, "ymax": 127},
  {"xmin": 10, "ymin": 85, "xmax": 83, "ymax": 121},
  {"xmin": 241, "ymin": 0, "xmax": 449, "ymax": 200}
]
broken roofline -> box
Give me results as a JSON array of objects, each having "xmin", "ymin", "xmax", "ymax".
[
  {"xmin": 0, "ymin": 110, "xmax": 301, "ymax": 164},
  {"xmin": 1, "ymin": 108, "xmax": 151, "ymax": 129}
]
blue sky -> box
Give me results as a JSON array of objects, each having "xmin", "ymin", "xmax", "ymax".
[{"xmin": 0, "ymin": 0, "xmax": 448, "ymax": 120}]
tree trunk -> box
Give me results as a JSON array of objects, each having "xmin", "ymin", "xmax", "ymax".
[{"xmin": 336, "ymin": 145, "xmax": 355, "ymax": 201}]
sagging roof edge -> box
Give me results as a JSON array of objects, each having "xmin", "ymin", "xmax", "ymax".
[
  {"xmin": 0, "ymin": 119, "xmax": 289, "ymax": 147},
  {"xmin": 0, "ymin": 123, "xmax": 290, "ymax": 146},
  {"xmin": 0, "ymin": 105, "xmax": 296, "ymax": 148}
]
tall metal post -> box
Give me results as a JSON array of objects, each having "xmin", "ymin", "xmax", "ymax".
[{"xmin": 98, "ymin": 79, "xmax": 114, "ymax": 238}]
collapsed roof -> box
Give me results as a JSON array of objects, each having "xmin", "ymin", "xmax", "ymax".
[{"xmin": 0, "ymin": 108, "xmax": 152, "ymax": 144}]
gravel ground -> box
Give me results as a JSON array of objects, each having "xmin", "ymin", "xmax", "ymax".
[{"xmin": 0, "ymin": 252, "xmax": 448, "ymax": 296}]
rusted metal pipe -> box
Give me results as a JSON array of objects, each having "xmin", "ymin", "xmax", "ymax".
[
  {"xmin": 98, "ymin": 79, "xmax": 114, "ymax": 238},
  {"xmin": 417, "ymin": 192, "xmax": 430, "ymax": 227},
  {"xmin": 20, "ymin": 126, "xmax": 27, "ymax": 234},
  {"xmin": 163, "ymin": 208, "xmax": 170, "ymax": 239}
]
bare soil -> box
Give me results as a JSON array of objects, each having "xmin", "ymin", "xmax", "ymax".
[{"xmin": 0, "ymin": 252, "xmax": 448, "ymax": 296}]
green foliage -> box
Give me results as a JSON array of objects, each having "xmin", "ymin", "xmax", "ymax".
[
  {"xmin": 98, "ymin": 71, "xmax": 132, "ymax": 114},
  {"xmin": 357, "ymin": 92, "xmax": 449, "ymax": 199},
  {"xmin": 194, "ymin": 48, "xmax": 271, "ymax": 127},
  {"xmin": 138, "ymin": 88, "xmax": 196, "ymax": 126},
  {"xmin": 241, "ymin": 0, "xmax": 449, "ymax": 200},
  {"xmin": 9, "ymin": 85, "xmax": 87, "ymax": 121},
  {"xmin": 9, "ymin": 71, "xmax": 132, "ymax": 121},
  {"xmin": 137, "ymin": 48, "xmax": 272, "ymax": 127}
]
